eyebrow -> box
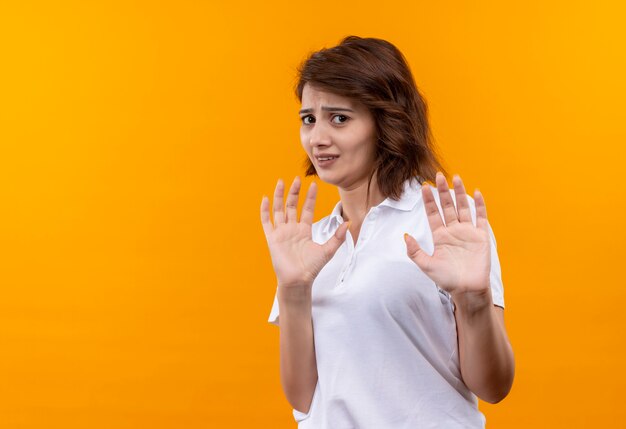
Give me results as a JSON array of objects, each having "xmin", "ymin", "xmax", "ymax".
[{"xmin": 299, "ymin": 106, "xmax": 355, "ymax": 115}]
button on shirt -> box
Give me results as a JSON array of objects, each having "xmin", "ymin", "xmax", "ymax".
[{"xmin": 267, "ymin": 177, "xmax": 505, "ymax": 428}]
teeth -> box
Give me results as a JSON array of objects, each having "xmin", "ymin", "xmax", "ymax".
[{"xmin": 319, "ymin": 157, "xmax": 337, "ymax": 161}]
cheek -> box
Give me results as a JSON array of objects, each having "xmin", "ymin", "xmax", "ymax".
[{"xmin": 355, "ymin": 136, "xmax": 377, "ymax": 155}]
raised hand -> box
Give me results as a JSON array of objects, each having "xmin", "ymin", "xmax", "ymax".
[
  {"xmin": 260, "ymin": 176, "xmax": 351, "ymax": 289},
  {"xmin": 403, "ymin": 173, "xmax": 491, "ymax": 298}
]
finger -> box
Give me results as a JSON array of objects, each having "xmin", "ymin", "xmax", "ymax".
[
  {"xmin": 260, "ymin": 195, "xmax": 273, "ymax": 238},
  {"xmin": 404, "ymin": 232, "xmax": 431, "ymax": 272},
  {"xmin": 452, "ymin": 175, "xmax": 472, "ymax": 223},
  {"xmin": 285, "ymin": 176, "xmax": 301, "ymax": 223},
  {"xmin": 300, "ymin": 181, "xmax": 317, "ymax": 226},
  {"xmin": 435, "ymin": 172, "xmax": 459, "ymax": 226},
  {"xmin": 273, "ymin": 178, "xmax": 285, "ymax": 225},
  {"xmin": 474, "ymin": 189, "xmax": 489, "ymax": 232},
  {"xmin": 322, "ymin": 220, "xmax": 351, "ymax": 259},
  {"xmin": 421, "ymin": 183, "xmax": 445, "ymax": 232}
]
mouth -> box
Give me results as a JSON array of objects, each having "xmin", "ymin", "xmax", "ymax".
[{"xmin": 316, "ymin": 156, "xmax": 339, "ymax": 168}]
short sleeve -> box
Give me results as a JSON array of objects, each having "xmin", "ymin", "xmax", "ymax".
[{"xmin": 267, "ymin": 287, "xmax": 279, "ymax": 326}]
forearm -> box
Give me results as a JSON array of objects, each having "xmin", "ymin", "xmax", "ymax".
[
  {"xmin": 277, "ymin": 285, "xmax": 318, "ymax": 413},
  {"xmin": 452, "ymin": 289, "xmax": 515, "ymax": 404}
]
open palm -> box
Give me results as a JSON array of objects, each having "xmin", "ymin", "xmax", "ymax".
[
  {"xmin": 404, "ymin": 173, "xmax": 491, "ymax": 296},
  {"xmin": 260, "ymin": 176, "xmax": 350, "ymax": 289}
]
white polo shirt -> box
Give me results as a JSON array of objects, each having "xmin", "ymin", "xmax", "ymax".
[{"xmin": 267, "ymin": 177, "xmax": 505, "ymax": 428}]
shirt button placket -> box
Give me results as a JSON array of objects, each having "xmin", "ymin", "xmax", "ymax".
[
  {"xmin": 337, "ymin": 209, "xmax": 377, "ymax": 287},
  {"xmin": 336, "ymin": 221, "xmax": 352, "ymax": 287},
  {"xmin": 340, "ymin": 244, "xmax": 353, "ymax": 285}
]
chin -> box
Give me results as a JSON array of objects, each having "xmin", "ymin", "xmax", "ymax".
[{"xmin": 314, "ymin": 171, "xmax": 337, "ymax": 185}]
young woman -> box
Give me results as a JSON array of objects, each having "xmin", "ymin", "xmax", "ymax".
[{"xmin": 260, "ymin": 36, "xmax": 514, "ymax": 428}]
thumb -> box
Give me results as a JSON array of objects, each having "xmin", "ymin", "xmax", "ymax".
[
  {"xmin": 404, "ymin": 232, "xmax": 429, "ymax": 269},
  {"xmin": 322, "ymin": 220, "xmax": 351, "ymax": 258}
]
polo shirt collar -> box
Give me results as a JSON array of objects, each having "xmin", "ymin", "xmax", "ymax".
[{"xmin": 323, "ymin": 177, "xmax": 422, "ymax": 234}]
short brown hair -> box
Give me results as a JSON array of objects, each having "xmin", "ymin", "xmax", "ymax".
[{"xmin": 295, "ymin": 35, "xmax": 449, "ymax": 201}]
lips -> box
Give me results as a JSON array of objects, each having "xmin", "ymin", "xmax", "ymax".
[
  {"xmin": 315, "ymin": 154, "xmax": 340, "ymax": 161},
  {"xmin": 316, "ymin": 156, "xmax": 339, "ymax": 168}
]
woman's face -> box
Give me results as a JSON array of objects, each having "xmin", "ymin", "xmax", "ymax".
[{"xmin": 299, "ymin": 83, "xmax": 378, "ymax": 188}]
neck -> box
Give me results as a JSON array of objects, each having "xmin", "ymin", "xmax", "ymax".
[{"xmin": 338, "ymin": 174, "xmax": 386, "ymax": 224}]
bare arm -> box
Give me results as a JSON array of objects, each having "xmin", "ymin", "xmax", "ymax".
[
  {"xmin": 404, "ymin": 173, "xmax": 515, "ymax": 403},
  {"xmin": 453, "ymin": 291, "xmax": 515, "ymax": 403},
  {"xmin": 278, "ymin": 286, "xmax": 317, "ymax": 414},
  {"xmin": 277, "ymin": 285, "xmax": 318, "ymax": 413},
  {"xmin": 261, "ymin": 177, "xmax": 349, "ymax": 414}
]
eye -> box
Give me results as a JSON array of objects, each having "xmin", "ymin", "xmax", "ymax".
[
  {"xmin": 301, "ymin": 115, "xmax": 315, "ymax": 125},
  {"xmin": 332, "ymin": 114, "xmax": 349, "ymax": 124}
]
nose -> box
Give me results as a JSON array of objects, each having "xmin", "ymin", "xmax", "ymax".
[{"xmin": 307, "ymin": 121, "xmax": 331, "ymax": 148}]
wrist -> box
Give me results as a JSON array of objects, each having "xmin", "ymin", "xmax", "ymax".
[
  {"xmin": 450, "ymin": 287, "xmax": 493, "ymax": 316},
  {"xmin": 277, "ymin": 283, "xmax": 313, "ymax": 305}
]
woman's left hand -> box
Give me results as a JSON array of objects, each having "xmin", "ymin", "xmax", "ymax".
[{"xmin": 404, "ymin": 172, "xmax": 491, "ymax": 300}]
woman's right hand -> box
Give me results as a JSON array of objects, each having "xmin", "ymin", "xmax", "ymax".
[{"xmin": 260, "ymin": 176, "xmax": 350, "ymax": 289}]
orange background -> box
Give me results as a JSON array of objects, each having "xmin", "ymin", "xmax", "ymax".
[{"xmin": 1, "ymin": 1, "xmax": 625, "ymax": 427}]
